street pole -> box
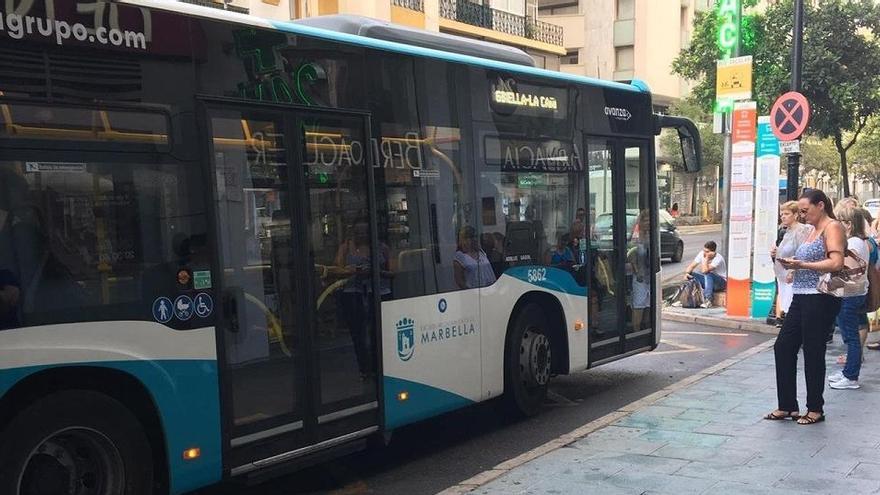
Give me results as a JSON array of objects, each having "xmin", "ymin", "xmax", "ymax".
[
  {"xmin": 720, "ymin": 1, "xmax": 742, "ymax": 263},
  {"xmin": 786, "ymin": 0, "xmax": 804, "ymax": 200}
]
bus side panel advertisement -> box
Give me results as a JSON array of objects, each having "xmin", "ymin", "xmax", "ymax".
[{"xmin": 380, "ymin": 292, "xmax": 482, "ymax": 429}]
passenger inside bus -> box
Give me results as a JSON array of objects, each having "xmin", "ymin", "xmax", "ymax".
[
  {"xmin": 0, "ymin": 165, "xmax": 83, "ymax": 327},
  {"xmin": 335, "ymin": 222, "xmax": 392, "ymax": 378},
  {"xmin": 453, "ymin": 226, "xmax": 496, "ymax": 289},
  {"xmin": 629, "ymin": 210, "xmax": 652, "ymax": 330}
]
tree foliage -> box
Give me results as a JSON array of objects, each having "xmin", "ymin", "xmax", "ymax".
[
  {"xmin": 851, "ymin": 116, "xmax": 880, "ymax": 189},
  {"xmin": 659, "ymin": 99, "xmax": 723, "ymax": 173},
  {"xmin": 672, "ymin": 0, "xmax": 880, "ymax": 196}
]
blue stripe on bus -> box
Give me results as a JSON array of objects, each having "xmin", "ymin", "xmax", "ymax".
[
  {"xmin": 383, "ymin": 376, "xmax": 474, "ymax": 429},
  {"xmin": 268, "ymin": 20, "xmax": 643, "ymax": 94},
  {"xmin": 0, "ymin": 360, "xmax": 222, "ymax": 495},
  {"xmin": 503, "ymin": 266, "xmax": 587, "ymax": 297}
]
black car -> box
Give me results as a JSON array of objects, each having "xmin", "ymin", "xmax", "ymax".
[{"xmin": 594, "ymin": 209, "xmax": 684, "ymax": 262}]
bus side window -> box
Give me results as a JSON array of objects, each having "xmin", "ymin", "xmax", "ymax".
[
  {"xmin": 477, "ymin": 137, "xmax": 586, "ymax": 287},
  {"xmin": 0, "ymin": 158, "xmax": 208, "ymax": 330}
]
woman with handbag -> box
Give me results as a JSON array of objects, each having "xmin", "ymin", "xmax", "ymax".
[
  {"xmin": 826, "ymin": 206, "xmax": 870, "ymax": 389},
  {"xmin": 765, "ymin": 189, "xmax": 845, "ymax": 425}
]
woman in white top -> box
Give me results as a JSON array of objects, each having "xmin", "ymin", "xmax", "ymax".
[
  {"xmin": 771, "ymin": 201, "xmax": 813, "ymax": 322},
  {"xmin": 826, "ymin": 206, "xmax": 870, "ymax": 390},
  {"xmin": 453, "ymin": 226, "xmax": 496, "ymax": 289}
]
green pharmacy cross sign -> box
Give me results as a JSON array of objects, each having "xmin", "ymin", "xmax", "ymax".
[{"xmin": 717, "ymin": 0, "xmax": 741, "ymax": 60}]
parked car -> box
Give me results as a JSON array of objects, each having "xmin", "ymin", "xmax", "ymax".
[
  {"xmin": 594, "ymin": 210, "xmax": 684, "ymax": 262},
  {"xmin": 865, "ymin": 198, "xmax": 880, "ymax": 221}
]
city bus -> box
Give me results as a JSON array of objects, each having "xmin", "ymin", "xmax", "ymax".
[{"xmin": 0, "ymin": 1, "xmax": 702, "ymax": 493}]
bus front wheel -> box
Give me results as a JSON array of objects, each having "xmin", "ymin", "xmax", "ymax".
[
  {"xmin": 0, "ymin": 390, "xmax": 154, "ymax": 495},
  {"xmin": 504, "ymin": 304, "xmax": 552, "ymax": 417}
]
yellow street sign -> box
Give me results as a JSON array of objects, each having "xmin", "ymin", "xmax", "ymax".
[{"xmin": 716, "ymin": 55, "xmax": 753, "ymax": 102}]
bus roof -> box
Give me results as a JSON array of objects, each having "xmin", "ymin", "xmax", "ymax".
[
  {"xmin": 121, "ymin": 0, "xmax": 648, "ymax": 95},
  {"xmin": 293, "ymin": 15, "xmax": 537, "ymax": 67}
]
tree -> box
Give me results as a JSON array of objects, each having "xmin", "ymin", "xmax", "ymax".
[
  {"xmin": 804, "ymin": 0, "xmax": 880, "ymax": 198},
  {"xmin": 659, "ymin": 100, "xmax": 723, "ymax": 213},
  {"xmin": 672, "ymin": 0, "xmax": 880, "ymax": 197},
  {"xmin": 659, "ymin": 100, "xmax": 724, "ymax": 172},
  {"xmin": 851, "ymin": 116, "xmax": 880, "ymax": 191},
  {"xmin": 801, "ymin": 137, "xmax": 843, "ymax": 195}
]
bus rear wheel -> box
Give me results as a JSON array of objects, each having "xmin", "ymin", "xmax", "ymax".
[
  {"xmin": 504, "ymin": 304, "xmax": 552, "ymax": 417},
  {"xmin": 0, "ymin": 390, "xmax": 154, "ymax": 495}
]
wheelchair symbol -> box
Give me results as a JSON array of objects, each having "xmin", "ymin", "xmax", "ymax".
[{"xmin": 195, "ymin": 293, "xmax": 213, "ymax": 318}]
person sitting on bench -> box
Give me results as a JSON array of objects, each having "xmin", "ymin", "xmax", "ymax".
[{"xmin": 684, "ymin": 241, "xmax": 727, "ymax": 308}]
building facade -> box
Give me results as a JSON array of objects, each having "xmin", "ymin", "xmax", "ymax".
[
  {"xmin": 197, "ymin": 0, "xmax": 566, "ymax": 68},
  {"xmin": 537, "ymin": 0, "xmax": 717, "ymax": 110}
]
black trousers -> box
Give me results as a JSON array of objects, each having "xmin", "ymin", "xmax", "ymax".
[{"xmin": 774, "ymin": 293, "xmax": 842, "ymax": 413}]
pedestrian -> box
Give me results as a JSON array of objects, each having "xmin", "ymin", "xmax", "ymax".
[
  {"xmin": 765, "ymin": 189, "xmax": 845, "ymax": 425},
  {"xmin": 771, "ymin": 201, "xmax": 813, "ymax": 327},
  {"xmin": 826, "ymin": 206, "xmax": 870, "ymax": 390},
  {"xmin": 683, "ymin": 241, "xmax": 727, "ymax": 308}
]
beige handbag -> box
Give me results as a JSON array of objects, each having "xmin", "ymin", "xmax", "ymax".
[{"xmin": 817, "ymin": 248, "xmax": 868, "ymax": 297}]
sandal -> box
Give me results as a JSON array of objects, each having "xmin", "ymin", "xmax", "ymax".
[
  {"xmin": 763, "ymin": 410, "xmax": 800, "ymax": 420},
  {"xmin": 797, "ymin": 412, "xmax": 825, "ymax": 425}
]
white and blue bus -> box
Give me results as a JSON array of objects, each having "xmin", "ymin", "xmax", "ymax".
[{"xmin": 0, "ymin": 1, "xmax": 701, "ymax": 493}]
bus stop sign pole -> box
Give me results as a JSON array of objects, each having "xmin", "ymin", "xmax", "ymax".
[{"xmin": 786, "ymin": 0, "xmax": 804, "ymax": 201}]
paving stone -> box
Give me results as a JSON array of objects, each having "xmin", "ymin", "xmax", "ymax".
[
  {"xmin": 774, "ymin": 473, "xmax": 880, "ymax": 494},
  {"xmin": 516, "ymin": 479, "xmax": 641, "ymax": 495},
  {"xmin": 638, "ymin": 429, "xmax": 730, "ymax": 448},
  {"xmin": 674, "ymin": 461, "xmax": 791, "ymax": 486},
  {"xmin": 655, "ymin": 396, "xmax": 741, "ymax": 412},
  {"xmin": 684, "ymin": 410, "xmax": 761, "ymax": 427},
  {"xmin": 615, "ymin": 413, "xmax": 709, "ymax": 433},
  {"xmin": 604, "ymin": 470, "xmax": 716, "ymax": 494},
  {"xmin": 571, "ymin": 436, "xmax": 667, "ymax": 455},
  {"xmin": 848, "ymin": 462, "xmax": 880, "ymax": 481},
  {"xmin": 649, "ymin": 444, "xmax": 757, "ymax": 466},
  {"xmin": 668, "ymin": 388, "xmax": 718, "ymax": 400},
  {"xmin": 636, "ymin": 405, "xmax": 689, "ymax": 418},
  {"xmin": 573, "ymin": 451, "xmax": 690, "ymax": 475},
  {"xmin": 586, "ymin": 425, "xmax": 649, "ymax": 441},
  {"xmin": 813, "ymin": 445, "xmax": 880, "ymax": 464},
  {"xmin": 704, "ymin": 480, "xmax": 795, "ymax": 495}
]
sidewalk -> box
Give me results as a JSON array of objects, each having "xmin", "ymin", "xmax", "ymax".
[
  {"xmin": 442, "ymin": 338, "xmax": 880, "ymax": 495},
  {"xmin": 662, "ymin": 306, "xmax": 779, "ymax": 335}
]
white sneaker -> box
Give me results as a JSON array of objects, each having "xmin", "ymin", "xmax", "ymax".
[
  {"xmin": 829, "ymin": 377, "xmax": 860, "ymax": 389},
  {"xmin": 828, "ymin": 371, "xmax": 845, "ymax": 383},
  {"xmin": 700, "ymin": 301, "xmax": 712, "ymax": 309}
]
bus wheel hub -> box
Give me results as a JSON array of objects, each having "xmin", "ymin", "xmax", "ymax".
[{"xmin": 520, "ymin": 330, "xmax": 551, "ymax": 387}]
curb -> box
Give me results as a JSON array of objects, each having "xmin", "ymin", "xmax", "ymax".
[
  {"xmin": 435, "ymin": 338, "xmax": 777, "ymax": 495},
  {"xmin": 661, "ymin": 310, "xmax": 779, "ymax": 336},
  {"xmin": 675, "ymin": 224, "xmax": 722, "ymax": 235}
]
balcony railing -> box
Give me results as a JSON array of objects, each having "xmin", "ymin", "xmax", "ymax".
[
  {"xmin": 392, "ymin": 0, "xmax": 425, "ymax": 12},
  {"xmin": 439, "ymin": 0, "xmax": 563, "ymax": 47},
  {"xmin": 180, "ymin": 0, "xmax": 249, "ymax": 15}
]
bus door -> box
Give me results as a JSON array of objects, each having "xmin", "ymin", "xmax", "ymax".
[
  {"xmin": 206, "ymin": 104, "xmax": 379, "ymax": 474},
  {"xmin": 619, "ymin": 141, "xmax": 655, "ymax": 353},
  {"xmin": 585, "ymin": 138, "xmax": 655, "ymax": 364}
]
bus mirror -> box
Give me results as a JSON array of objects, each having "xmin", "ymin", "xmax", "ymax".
[{"xmin": 654, "ymin": 115, "xmax": 703, "ymax": 173}]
